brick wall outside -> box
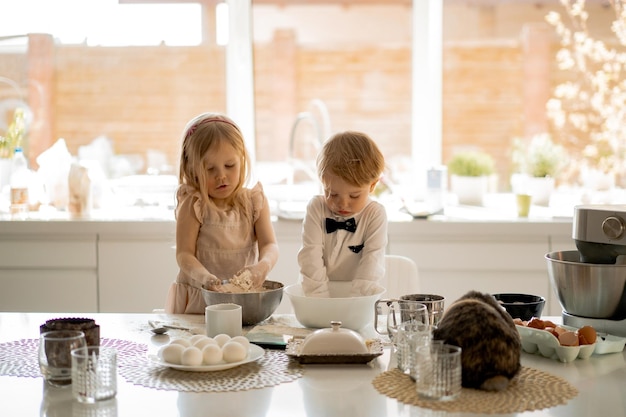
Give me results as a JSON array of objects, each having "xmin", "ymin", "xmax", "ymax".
[{"xmin": 2, "ymin": 37, "xmax": 562, "ymax": 190}]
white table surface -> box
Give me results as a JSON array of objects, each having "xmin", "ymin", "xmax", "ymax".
[{"xmin": 1, "ymin": 312, "xmax": 624, "ymax": 417}]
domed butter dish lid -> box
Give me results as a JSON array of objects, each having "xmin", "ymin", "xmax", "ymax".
[
  {"xmin": 286, "ymin": 321, "xmax": 383, "ymax": 364},
  {"xmin": 300, "ymin": 321, "xmax": 368, "ymax": 355}
]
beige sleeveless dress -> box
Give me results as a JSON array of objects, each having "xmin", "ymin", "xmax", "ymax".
[{"xmin": 165, "ymin": 183, "xmax": 264, "ymax": 314}]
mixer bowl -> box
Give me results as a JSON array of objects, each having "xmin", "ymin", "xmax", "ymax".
[
  {"xmin": 545, "ymin": 250, "xmax": 626, "ymax": 319},
  {"xmin": 201, "ymin": 280, "xmax": 284, "ymax": 326}
]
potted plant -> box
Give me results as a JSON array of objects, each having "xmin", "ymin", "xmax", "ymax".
[
  {"xmin": 447, "ymin": 150, "xmax": 495, "ymax": 205},
  {"xmin": 511, "ymin": 133, "xmax": 567, "ymax": 206}
]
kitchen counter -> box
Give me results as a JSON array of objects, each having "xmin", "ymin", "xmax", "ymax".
[
  {"xmin": 0, "ymin": 312, "xmax": 624, "ymax": 417},
  {"xmin": 0, "ymin": 205, "xmax": 577, "ymax": 315}
]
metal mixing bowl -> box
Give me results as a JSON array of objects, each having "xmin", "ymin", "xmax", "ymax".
[
  {"xmin": 545, "ymin": 250, "xmax": 626, "ymax": 319},
  {"xmin": 201, "ymin": 280, "xmax": 284, "ymax": 326}
]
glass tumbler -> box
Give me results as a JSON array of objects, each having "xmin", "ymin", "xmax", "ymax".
[
  {"xmin": 71, "ymin": 346, "xmax": 118, "ymax": 403},
  {"xmin": 39, "ymin": 330, "xmax": 87, "ymax": 387},
  {"xmin": 396, "ymin": 321, "xmax": 437, "ymax": 377},
  {"xmin": 415, "ymin": 343, "xmax": 462, "ymax": 401}
]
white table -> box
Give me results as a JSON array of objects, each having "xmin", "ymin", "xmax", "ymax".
[{"xmin": 0, "ymin": 312, "xmax": 624, "ymax": 417}]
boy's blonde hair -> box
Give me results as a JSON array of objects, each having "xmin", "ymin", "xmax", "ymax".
[
  {"xmin": 317, "ymin": 131, "xmax": 385, "ymax": 187},
  {"xmin": 178, "ymin": 112, "xmax": 251, "ymax": 215}
]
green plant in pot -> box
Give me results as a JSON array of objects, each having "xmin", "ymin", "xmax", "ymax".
[
  {"xmin": 511, "ymin": 133, "xmax": 567, "ymax": 206},
  {"xmin": 447, "ymin": 151, "xmax": 495, "ymax": 177},
  {"xmin": 511, "ymin": 133, "xmax": 565, "ymax": 179},
  {"xmin": 447, "ymin": 150, "xmax": 495, "ymax": 206}
]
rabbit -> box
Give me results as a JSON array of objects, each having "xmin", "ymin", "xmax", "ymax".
[{"xmin": 432, "ymin": 290, "xmax": 521, "ymax": 392}]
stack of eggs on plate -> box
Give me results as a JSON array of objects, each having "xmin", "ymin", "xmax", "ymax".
[{"xmin": 159, "ymin": 334, "xmax": 249, "ymax": 366}]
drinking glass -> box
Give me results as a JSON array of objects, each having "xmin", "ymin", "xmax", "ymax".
[
  {"xmin": 39, "ymin": 330, "xmax": 87, "ymax": 387},
  {"xmin": 71, "ymin": 346, "xmax": 118, "ymax": 403},
  {"xmin": 386, "ymin": 300, "xmax": 428, "ymax": 344},
  {"xmin": 415, "ymin": 343, "xmax": 462, "ymax": 401},
  {"xmin": 396, "ymin": 321, "xmax": 437, "ymax": 377}
]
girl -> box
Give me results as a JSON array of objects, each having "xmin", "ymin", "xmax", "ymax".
[
  {"xmin": 165, "ymin": 113, "xmax": 279, "ymax": 314},
  {"xmin": 298, "ymin": 131, "xmax": 387, "ymax": 297}
]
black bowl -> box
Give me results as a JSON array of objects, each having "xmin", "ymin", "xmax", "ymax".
[{"xmin": 492, "ymin": 293, "xmax": 545, "ymax": 321}]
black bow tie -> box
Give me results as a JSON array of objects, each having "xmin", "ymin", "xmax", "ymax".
[{"xmin": 326, "ymin": 217, "xmax": 357, "ymax": 233}]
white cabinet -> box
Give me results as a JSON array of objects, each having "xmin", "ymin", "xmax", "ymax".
[
  {"xmin": 271, "ymin": 220, "xmax": 303, "ymax": 313},
  {"xmin": 387, "ymin": 221, "xmax": 572, "ymax": 317},
  {"xmin": 0, "ymin": 216, "xmax": 575, "ymax": 316},
  {"xmin": 0, "ymin": 235, "xmax": 98, "ymax": 312},
  {"xmin": 98, "ymin": 226, "xmax": 178, "ymax": 313}
]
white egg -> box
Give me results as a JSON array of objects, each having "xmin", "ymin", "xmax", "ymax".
[
  {"xmin": 159, "ymin": 343, "xmax": 185, "ymax": 364},
  {"xmin": 190, "ymin": 334, "xmax": 208, "ymax": 345},
  {"xmin": 193, "ymin": 337, "xmax": 215, "ymax": 350},
  {"xmin": 231, "ymin": 335, "xmax": 250, "ymax": 349},
  {"xmin": 222, "ymin": 341, "xmax": 247, "ymax": 363},
  {"xmin": 214, "ymin": 333, "xmax": 231, "ymax": 347},
  {"xmin": 169, "ymin": 338, "xmax": 192, "ymax": 348},
  {"xmin": 202, "ymin": 344, "xmax": 223, "ymax": 365},
  {"xmin": 181, "ymin": 346, "xmax": 203, "ymax": 366}
]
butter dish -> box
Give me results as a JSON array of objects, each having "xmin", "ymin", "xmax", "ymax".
[{"xmin": 286, "ymin": 321, "xmax": 383, "ymax": 364}]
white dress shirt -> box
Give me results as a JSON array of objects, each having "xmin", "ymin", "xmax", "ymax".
[{"xmin": 297, "ymin": 195, "xmax": 388, "ymax": 297}]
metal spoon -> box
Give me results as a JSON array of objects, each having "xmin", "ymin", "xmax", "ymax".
[{"xmin": 149, "ymin": 320, "xmax": 190, "ymax": 335}]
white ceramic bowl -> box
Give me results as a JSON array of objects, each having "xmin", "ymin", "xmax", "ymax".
[{"xmin": 284, "ymin": 282, "xmax": 385, "ymax": 331}]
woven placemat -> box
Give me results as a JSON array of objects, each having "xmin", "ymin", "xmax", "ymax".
[
  {"xmin": 123, "ymin": 349, "xmax": 303, "ymax": 392},
  {"xmin": 0, "ymin": 338, "xmax": 146, "ymax": 378},
  {"xmin": 372, "ymin": 367, "xmax": 578, "ymax": 414},
  {"xmin": 0, "ymin": 338, "xmax": 303, "ymax": 393}
]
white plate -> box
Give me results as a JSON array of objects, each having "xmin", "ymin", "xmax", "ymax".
[{"xmin": 149, "ymin": 344, "xmax": 264, "ymax": 371}]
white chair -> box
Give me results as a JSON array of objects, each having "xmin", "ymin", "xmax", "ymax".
[{"xmin": 381, "ymin": 254, "xmax": 420, "ymax": 299}]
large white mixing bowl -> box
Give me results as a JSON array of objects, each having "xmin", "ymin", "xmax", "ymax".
[{"xmin": 285, "ymin": 282, "xmax": 385, "ymax": 331}]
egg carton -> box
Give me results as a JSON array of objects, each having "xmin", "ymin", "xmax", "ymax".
[{"xmin": 516, "ymin": 324, "xmax": 625, "ymax": 363}]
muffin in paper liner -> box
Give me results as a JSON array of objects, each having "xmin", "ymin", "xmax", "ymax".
[{"xmin": 40, "ymin": 317, "xmax": 100, "ymax": 347}]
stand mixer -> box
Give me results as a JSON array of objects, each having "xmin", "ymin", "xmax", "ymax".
[{"xmin": 546, "ymin": 204, "xmax": 626, "ymax": 337}]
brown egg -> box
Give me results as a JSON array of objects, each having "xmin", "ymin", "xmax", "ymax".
[
  {"xmin": 527, "ymin": 317, "xmax": 546, "ymax": 329},
  {"xmin": 558, "ymin": 331, "xmax": 580, "ymax": 346},
  {"xmin": 576, "ymin": 325, "xmax": 597, "ymax": 345},
  {"xmin": 543, "ymin": 320, "xmax": 558, "ymax": 328},
  {"xmin": 553, "ymin": 326, "xmax": 568, "ymax": 336},
  {"xmin": 544, "ymin": 327, "xmax": 559, "ymax": 338}
]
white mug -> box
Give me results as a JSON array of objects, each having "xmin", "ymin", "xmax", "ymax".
[{"xmin": 205, "ymin": 303, "xmax": 242, "ymax": 337}]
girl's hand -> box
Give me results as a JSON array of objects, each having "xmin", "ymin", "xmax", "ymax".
[
  {"xmin": 237, "ymin": 263, "xmax": 269, "ymax": 289},
  {"xmin": 201, "ymin": 274, "xmax": 222, "ymax": 291}
]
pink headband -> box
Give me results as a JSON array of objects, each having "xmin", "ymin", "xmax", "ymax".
[{"xmin": 185, "ymin": 117, "xmax": 240, "ymax": 138}]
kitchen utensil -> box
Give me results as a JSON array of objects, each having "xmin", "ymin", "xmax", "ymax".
[
  {"xmin": 547, "ymin": 204, "xmax": 626, "ymax": 337},
  {"xmin": 492, "ymin": 293, "xmax": 545, "ymax": 321},
  {"xmin": 286, "ymin": 322, "xmax": 383, "ymax": 364},
  {"xmin": 285, "ymin": 281, "xmax": 385, "ymax": 331},
  {"xmin": 205, "ymin": 303, "xmax": 242, "ymax": 337},
  {"xmin": 148, "ymin": 320, "xmax": 190, "ymax": 335},
  {"xmin": 201, "ymin": 280, "xmax": 284, "ymax": 326},
  {"xmin": 300, "ymin": 321, "xmax": 368, "ymax": 355},
  {"xmin": 399, "ymin": 294, "xmax": 445, "ymax": 325}
]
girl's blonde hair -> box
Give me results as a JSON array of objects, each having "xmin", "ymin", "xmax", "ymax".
[
  {"xmin": 178, "ymin": 112, "xmax": 251, "ymax": 216},
  {"xmin": 317, "ymin": 131, "xmax": 385, "ymax": 187}
]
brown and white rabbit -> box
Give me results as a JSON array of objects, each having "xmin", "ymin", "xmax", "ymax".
[{"xmin": 432, "ymin": 290, "xmax": 521, "ymax": 392}]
